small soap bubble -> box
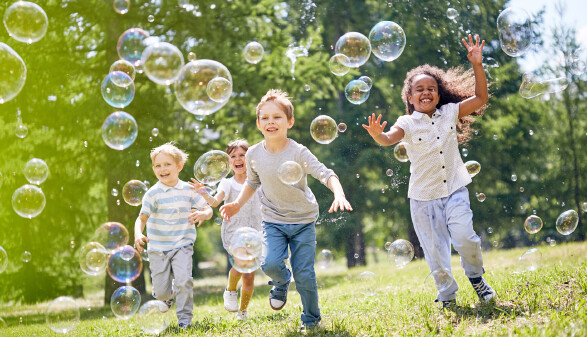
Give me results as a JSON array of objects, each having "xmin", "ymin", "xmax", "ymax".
[
  {"xmin": 193, "ymin": 150, "xmax": 231, "ymax": 185},
  {"xmin": 465, "ymin": 160, "xmax": 481, "ymax": 177},
  {"xmin": 520, "ymin": 187, "xmax": 524, "ymax": 192},
  {"xmin": 111, "ymin": 286, "xmax": 141, "ymax": 319},
  {"xmin": 135, "ymin": 160, "xmax": 140, "ymax": 167},
  {"xmin": 493, "ymin": 134, "xmax": 498, "ymax": 140},
  {"xmin": 122, "ymin": 180, "xmax": 148, "ymax": 206},
  {"xmin": 80, "ymin": 242, "xmax": 108, "ymax": 276},
  {"xmin": 328, "ymin": 54, "xmax": 350, "ymax": 76},
  {"xmin": 101, "ymin": 71, "xmax": 135, "ymax": 108},
  {"xmin": 345, "ymin": 79, "xmax": 370, "ymax": 105},
  {"xmin": 83, "ymin": 141, "xmax": 88, "ymax": 148},
  {"xmin": 518, "ymin": 248, "xmax": 541, "ymax": 272},
  {"xmin": 278, "ymin": 161, "xmax": 304, "ymax": 185},
  {"xmin": 116, "ymin": 199, "xmax": 121, "ymax": 206},
  {"xmin": 337, "ymin": 123, "xmax": 347, "ymax": 133},
  {"xmin": 425, "ymin": 268, "xmax": 454, "ymax": 292},
  {"xmin": 142, "ymin": 42, "xmax": 185, "ymax": 85},
  {"xmin": 92, "ymin": 222, "xmax": 129, "ymax": 253},
  {"xmin": 476, "ymin": 192, "xmax": 486, "ymax": 202},
  {"xmin": 12, "ymin": 184, "xmax": 46, "ymax": 218},
  {"xmin": 143, "ymin": 180, "xmax": 151, "ymax": 188},
  {"xmin": 310, "ymin": 115, "xmax": 338, "ymax": 144},
  {"xmin": 108, "ymin": 245, "xmax": 142, "ymax": 283},
  {"xmin": 511, "ymin": 174, "xmax": 517, "ymax": 181},
  {"xmin": 101, "ymin": 111, "xmax": 138, "ymax": 150},
  {"xmin": 354, "ymin": 253, "xmax": 359, "ymax": 259},
  {"xmin": 214, "ymin": 217, "xmax": 222, "ymax": 225},
  {"xmin": 70, "ymin": 240, "xmax": 76, "ymax": 249},
  {"xmin": 555, "ymin": 209, "xmax": 579, "ymax": 235},
  {"xmin": 0, "ymin": 43, "xmax": 27, "ymax": 103},
  {"xmin": 317, "ymin": 249, "xmax": 333, "ymax": 269},
  {"xmin": 369, "ymin": 21, "xmax": 406, "ymax": 62},
  {"xmin": 355, "ymin": 271, "xmax": 378, "ymax": 297},
  {"xmin": 109, "ymin": 60, "xmax": 136, "ymax": 81},
  {"xmin": 461, "ymin": 148, "xmax": 468, "ymax": 157},
  {"xmin": 46, "ymin": 297, "xmax": 79, "ymax": 334},
  {"xmin": 393, "ymin": 142, "xmax": 409, "ymax": 162},
  {"xmin": 497, "ymin": 7, "xmax": 532, "ymax": 57},
  {"xmin": 206, "ymin": 77, "xmax": 232, "ymax": 103},
  {"xmin": 15, "ymin": 124, "xmax": 28, "ymax": 138},
  {"xmin": 304, "ymin": 84, "xmax": 311, "ymax": 91},
  {"xmin": 386, "ymin": 169, "xmax": 393, "ymax": 177},
  {"xmin": 529, "ymin": 130, "xmax": 534, "ymax": 136},
  {"xmin": 21, "ymin": 251, "xmax": 31, "ymax": 263},
  {"xmin": 524, "ymin": 215, "xmax": 543, "ymax": 234},
  {"xmin": 3, "ymin": 1, "xmax": 48, "ymax": 44},
  {"xmin": 117, "ymin": 28, "xmax": 150, "ymax": 67},
  {"xmin": 358, "ymin": 76, "xmax": 373, "ymax": 90},
  {"xmin": 387, "ymin": 239, "xmax": 414, "ymax": 268},
  {"xmin": 335, "ymin": 32, "xmax": 371, "ymax": 67},
  {"xmin": 187, "ymin": 52, "xmax": 196, "ymax": 61},
  {"xmin": 140, "ymin": 249, "xmax": 149, "ymax": 261},
  {"xmin": 549, "ymin": 239, "xmax": 556, "ymax": 247},
  {"xmin": 113, "ymin": 0, "xmax": 130, "ymax": 14},
  {"xmin": 24, "ymin": 158, "xmax": 49, "ymax": 185},
  {"xmin": 356, "ymin": 173, "xmax": 360, "ymax": 179},
  {"xmin": 243, "ymin": 41, "xmax": 264, "ymax": 64},
  {"xmin": 147, "ymin": 15, "xmax": 155, "ymax": 22},
  {"xmin": 487, "ymin": 227, "xmax": 493, "ymax": 234},
  {"xmin": 384, "ymin": 242, "xmax": 392, "ymax": 251},
  {"xmin": 446, "ymin": 8, "xmax": 458, "ymax": 20}
]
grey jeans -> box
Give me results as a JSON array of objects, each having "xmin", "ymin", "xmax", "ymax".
[{"xmin": 148, "ymin": 244, "xmax": 194, "ymax": 325}]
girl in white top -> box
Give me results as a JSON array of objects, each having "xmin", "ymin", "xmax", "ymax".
[
  {"xmin": 363, "ymin": 35, "xmax": 496, "ymax": 308},
  {"xmin": 189, "ymin": 139, "xmax": 261, "ymax": 320}
]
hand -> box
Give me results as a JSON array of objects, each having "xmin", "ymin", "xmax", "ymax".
[
  {"xmin": 362, "ymin": 114, "xmax": 387, "ymax": 139},
  {"xmin": 188, "ymin": 209, "xmax": 208, "ymax": 227},
  {"xmin": 462, "ymin": 34, "xmax": 484, "ymax": 66},
  {"xmin": 328, "ymin": 196, "xmax": 353, "ymax": 213},
  {"xmin": 134, "ymin": 235, "xmax": 149, "ymax": 254},
  {"xmin": 189, "ymin": 178, "xmax": 207, "ymax": 194},
  {"xmin": 219, "ymin": 202, "xmax": 241, "ymax": 221}
]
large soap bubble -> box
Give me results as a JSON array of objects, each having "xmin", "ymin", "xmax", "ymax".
[
  {"xmin": 368, "ymin": 21, "xmax": 406, "ymax": 62},
  {"xmin": 278, "ymin": 161, "xmax": 304, "ymax": 185},
  {"xmin": 345, "ymin": 79, "xmax": 370, "ymax": 105},
  {"xmin": 206, "ymin": 77, "xmax": 232, "ymax": 103},
  {"xmin": 518, "ymin": 247, "xmax": 541, "ymax": 272},
  {"xmin": 117, "ymin": 28, "xmax": 150, "ymax": 67},
  {"xmin": 101, "ymin": 111, "xmax": 138, "ymax": 150},
  {"xmin": 122, "ymin": 180, "xmax": 148, "ymax": 206},
  {"xmin": 328, "ymin": 54, "xmax": 350, "ymax": 76},
  {"xmin": 141, "ymin": 42, "xmax": 184, "ymax": 85},
  {"xmin": 174, "ymin": 59, "xmax": 232, "ymax": 116},
  {"xmin": 193, "ymin": 150, "xmax": 230, "ymax": 185},
  {"xmin": 310, "ymin": 115, "xmax": 338, "ymax": 144},
  {"xmin": 113, "ymin": 0, "xmax": 130, "ymax": 14},
  {"xmin": 556, "ymin": 209, "xmax": 579, "ymax": 235},
  {"xmin": 137, "ymin": 300, "xmax": 172, "ymax": 334},
  {"xmin": 425, "ymin": 267, "xmax": 454, "ymax": 293},
  {"xmin": 46, "ymin": 297, "xmax": 79, "ymax": 334},
  {"xmin": 243, "ymin": 41, "xmax": 264, "ymax": 64},
  {"xmin": 465, "ymin": 160, "xmax": 481, "ymax": 177},
  {"xmin": 387, "ymin": 239, "xmax": 414, "ymax": 268},
  {"xmin": 229, "ymin": 227, "xmax": 264, "ymax": 273},
  {"xmin": 335, "ymin": 32, "xmax": 371, "ymax": 68},
  {"xmin": 111, "ymin": 286, "xmax": 141, "ymax": 319},
  {"xmin": 358, "ymin": 76, "xmax": 373, "ymax": 90},
  {"xmin": 355, "ymin": 271, "xmax": 378, "ymax": 297},
  {"xmin": 317, "ymin": 249, "xmax": 333, "ymax": 269},
  {"xmin": 109, "ymin": 60, "xmax": 136, "ymax": 82},
  {"xmin": 79, "ymin": 242, "xmax": 108, "ymax": 276},
  {"xmin": 393, "ymin": 142, "xmax": 409, "ymax": 162},
  {"xmin": 497, "ymin": 7, "xmax": 533, "ymax": 57},
  {"xmin": 12, "ymin": 184, "xmax": 46, "ymax": 219},
  {"xmin": 519, "ymin": 72, "xmax": 568, "ymax": 99},
  {"xmin": 0, "ymin": 246, "xmax": 7, "ymax": 274},
  {"xmin": 524, "ymin": 215, "xmax": 543, "ymax": 234},
  {"xmin": 93, "ymin": 222, "xmax": 129, "ymax": 253},
  {"xmin": 23, "ymin": 158, "xmax": 49, "ymax": 185},
  {"xmin": 3, "ymin": 1, "xmax": 48, "ymax": 44},
  {"xmin": 108, "ymin": 245, "xmax": 142, "ymax": 283},
  {"xmin": 0, "ymin": 42, "xmax": 27, "ymax": 104},
  {"xmin": 101, "ymin": 71, "xmax": 135, "ymax": 108}
]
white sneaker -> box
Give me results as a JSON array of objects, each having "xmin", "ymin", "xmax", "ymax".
[
  {"xmin": 236, "ymin": 310, "xmax": 248, "ymax": 320},
  {"xmin": 223, "ymin": 289, "xmax": 238, "ymax": 312}
]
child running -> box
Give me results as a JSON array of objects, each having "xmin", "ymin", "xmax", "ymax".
[
  {"xmin": 189, "ymin": 139, "xmax": 262, "ymax": 321},
  {"xmin": 363, "ymin": 34, "xmax": 496, "ymax": 308},
  {"xmin": 220, "ymin": 89, "xmax": 353, "ymax": 332}
]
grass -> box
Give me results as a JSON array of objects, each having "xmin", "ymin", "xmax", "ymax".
[{"xmin": 0, "ymin": 242, "xmax": 586, "ymax": 336}]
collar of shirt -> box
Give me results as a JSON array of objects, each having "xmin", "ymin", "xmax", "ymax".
[
  {"xmin": 412, "ymin": 108, "xmax": 444, "ymax": 119},
  {"xmin": 155, "ymin": 180, "xmax": 183, "ymax": 192}
]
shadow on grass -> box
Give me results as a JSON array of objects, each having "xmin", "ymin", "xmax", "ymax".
[
  {"xmin": 442, "ymin": 300, "xmax": 524, "ymax": 322},
  {"xmin": 1, "ymin": 304, "xmax": 115, "ymax": 327}
]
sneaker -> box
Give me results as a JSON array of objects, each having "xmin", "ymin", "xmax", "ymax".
[
  {"xmin": 469, "ymin": 276, "xmax": 497, "ymax": 302},
  {"xmin": 161, "ymin": 298, "xmax": 174, "ymax": 313},
  {"xmin": 268, "ymin": 280, "xmax": 289, "ymax": 310},
  {"xmin": 178, "ymin": 322, "xmax": 191, "ymax": 330},
  {"xmin": 440, "ymin": 299, "xmax": 457, "ymax": 309},
  {"xmin": 223, "ymin": 289, "xmax": 238, "ymax": 312},
  {"xmin": 298, "ymin": 322, "xmax": 321, "ymax": 333},
  {"xmin": 236, "ymin": 310, "xmax": 248, "ymax": 320}
]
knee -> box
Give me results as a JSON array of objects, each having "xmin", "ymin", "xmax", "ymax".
[
  {"xmin": 261, "ymin": 258, "xmax": 283, "ymax": 276},
  {"xmin": 152, "ymin": 283, "xmax": 173, "ymax": 300}
]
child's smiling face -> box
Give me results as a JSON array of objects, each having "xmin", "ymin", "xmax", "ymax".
[
  {"xmin": 228, "ymin": 146, "xmax": 247, "ymax": 175},
  {"xmin": 408, "ymin": 74, "xmax": 440, "ymax": 115},
  {"xmin": 152, "ymin": 152, "xmax": 183, "ymax": 187}
]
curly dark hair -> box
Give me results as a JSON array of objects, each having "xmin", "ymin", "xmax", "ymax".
[{"xmin": 400, "ymin": 64, "xmax": 488, "ymax": 144}]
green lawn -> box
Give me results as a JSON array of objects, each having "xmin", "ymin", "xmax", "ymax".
[{"xmin": 1, "ymin": 242, "xmax": 586, "ymax": 336}]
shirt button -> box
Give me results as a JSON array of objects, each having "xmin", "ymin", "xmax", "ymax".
[
  {"xmin": 443, "ymin": 180, "xmax": 447, "ymax": 183},
  {"xmin": 437, "ymin": 136, "xmax": 440, "ymax": 139},
  {"xmin": 419, "ymin": 138, "xmax": 422, "ymax": 141},
  {"xmin": 440, "ymin": 151, "xmax": 443, "ymax": 154},
  {"xmin": 432, "ymin": 122, "xmax": 435, "ymax": 125},
  {"xmin": 442, "ymin": 166, "xmax": 445, "ymax": 169}
]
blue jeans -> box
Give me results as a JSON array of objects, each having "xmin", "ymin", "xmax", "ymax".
[{"xmin": 262, "ymin": 221, "xmax": 321, "ymax": 326}]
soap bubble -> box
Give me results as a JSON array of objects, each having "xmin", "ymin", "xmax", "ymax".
[
  {"xmin": 328, "ymin": 54, "xmax": 350, "ymax": 76},
  {"xmin": 487, "ymin": 227, "xmax": 493, "ymax": 234},
  {"xmin": 193, "ymin": 150, "xmax": 231, "ymax": 185},
  {"xmin": 46, "ymin": 297, "xmax": 79, "ymax": 334},
  {"xmin": 310, "ymin": 115, "xmax": 338, "ymax": 144},
  {"xmin": 461, "ymin": 148, "xmax": 469, "ymax": 157},
  {"xmin": 108, "ymin": 245, "xmax": 142, "ymax": 283},
  {"xmin": 524, "ymin": 215, "xmax": 543, "ymax": 234},
  {"xmin": 317, "ymin": 249, "xmax": 333, "ymax": 269},
  {"xmin": 384, "ymin": 241, "xmax": 392, "ymax": 251},
  {"xmin": 12, "ymin": 184, "xmax": 46, "ymax": 219},
  {"xmin": 79, "ymin": 242, "xmax": 108, "ymax": 276},
  {"xmin": 111, "ymin": 188, "xmax": 119, "ymax": 197},
  {"xmin": 345, "ymin": 79, "xmax": 370, "ymax": 105},
  {"xmin": 519, "ymin": 72, "xmax": 568, "ymax": 99},
  {"xmin": 113, "ymin": 0, "xmax": 130, "ymax": 14},
  {"xmin": 117, "ymin": 28, "xmax": 150, "ymax": 67},
  {"xmin": 387, "ymin": 239, "xmax": 414, "ymax": 268},
  {"xmin": 243, "ymin": 41, "xmax": 264, "ymax": 64},
  {"xmin": 278, "ymin": 161, "xmax": 304, "ymax": 185},
  {"xmin": 101, "ymin": 71, "xmax": 135, "ymax": 108},
  {"xmin": 15, "ymin": 124, "xmax": 28, "ymax": 138},
  {"xmin": 206, "ymin": 77, "xmax": 232, "ymax": 103},
  {"xmin": 151, "ymin": 128, "xmax": 159, "ymax": 137},
  {"xmin": 386, "ymin": 169, "xmax": 393, "ymax": 177},
  {"xmin": 21, "ymin": 251, "xmax": 31, "ymax": 263},
  {"xmin": 476, "ymin": 192, "xmax": 486, "ymax": 202},
  {"xmin": 446, "ymin": 8, "xmax": 458, "ymax": 20},
  {"xmin": 23, "ymin": 158, "xmax": 49, "ymax": 185},
  {"xmin": 465, "ymin": 160, "xmax": 481, "ymax": 177},
  {"xmin": 229, "ymin": 227, "xmax": 264, "ymax": 273},
  {"xmin": 147, "ymin": 15, "xmax": 155, "ymax": 22},
  {"xmin": 335, "ymin": 32, "xmax": 371, "ymax": 68},
  {"xmin": 497, "ymin": 7, "xmax": 533, "ymax": 57},
  {"xmin": 368, "ymin": 21, "xmax": 406, "ymax": 62},
  {"xmin": 555, "ymin": 209, "xmax": 579, "ymax": 235},
  {"xmin": 174, "ymin": 59, "xmax": 232, "ymax": 116},
  {"xmin": 358, "ymin": 76, "xmax": 373, "ymax": 90},
  {"xmin": 518, "ymin": 247, "xmax": 541, "ymax": 272},
  {"xmin": 511, "ymin": 174, "xmax": 517, "ymax": 181},
  {"xmin": 111, "ymin": 286, "xmax": 141, "ymax": 319},
  {"xmin": 122, "ymin": 180, "xmax": 148, "ymax": 206},
  {"xmin": 93, "ymin": 222, "xmax": 129, "ymax": 253},
  {"xmin": 140, "ymin": 249, "xmax": 149, "ymax": 261},
  {"xmin": 3, "ymin": 1, "xmax": 48, "ymax": 44},
  {"xmin": 187, "ymin": 51, "xmax": 196, "ymax": 61},
  {"xmin": 355, "ymin": 271, "xmax": 378, "ymax": 297},
  {"xmin": 109, "ymin": 60, "xmax": 136, "ymax": 81},
  {"xmin": 0, "ymin": 246, "xmax": 7, "ymax": 274},
  {"xmin": 0, "ymin": 42, "xmax": 27, "ymax": 104},
  {"xmin": 393, "ymin": 142, "xmax": 409, "ymax": 162},
  {"xmin": 137, "ymin": 300, "xmax": 172, "ymax": 334},
  {"xmin": 142, "ymin": 42, "xmax": 184, "ymax": 85},
  {"xmin": 101, "ymin": 111, "xmax": 138, "ymax": 150},
  {"xmin": 337, "ymin": 123, "xmax": 347, "ymax": 133},
  {"xmin": 214, "ymin": 217, "xmax": 222, "ymax": 225},
  {"xmin": 425, "ymin": 267, "xmax": 454, "ymax": 292}
]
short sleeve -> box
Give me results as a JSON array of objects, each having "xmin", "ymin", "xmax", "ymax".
[
  {"xmin": 217, "ymin": 178, "xmax": 230, "ymax": 202},
  {"xmin": 298, "ymin": 145, "xmax": 337, "ymax": 186},
  {"xmin": 139, "ymin": 190, "xmax": 154, "ymax": 216},
  {"xmin": 192, "ymin": 193, "xmax": 208, "ymax": 210},
  {"xmin": 441, "ymin": 102, "xmax": 460, "ymax": 124},
  {"xmin": 245, "ymin": 150, "xmax": 260, "ymax": 191},
  {"xmin": 395, "ymin": 115, "xmax": 410, "ymax": 140}
]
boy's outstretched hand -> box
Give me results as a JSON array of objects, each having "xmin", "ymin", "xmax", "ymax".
[
  {"xmin": 134, "ymin": 234, "xmax": 149, "ymax": 254},
  {"xmin": 328, "ymin": 196, "xmax": 353, "ymax": 213},
  {"xmin": 462, "ymin": 34, "xmax": 484, "ymax": 66},
  {"xmin": 188, "ymin": 209, "xmax": 209, "ymax": 227},
  {"xmin": 220, "ymin": 202, "xmax": 240, "ymax": 221},
  {"xmin": 362, "ymin": 113, "xmax": 387, "ymax": 139}
]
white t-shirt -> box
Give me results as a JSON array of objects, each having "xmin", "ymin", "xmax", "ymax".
[{"xmin": 395, "ymin": 102, "xmax": 472, "ymax": 201}]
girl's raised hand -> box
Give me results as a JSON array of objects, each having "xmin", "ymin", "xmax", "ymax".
[
  {"xmin": 462, "ymin": 34, "xmax": 484, "ymax": 66},
  {"xmin": 189, "ymin": 178, "xmax": 207, "ymax": 194},
  {"xmin": 362, "ymin": 113, "xmax": 387, "ymax": 139}
]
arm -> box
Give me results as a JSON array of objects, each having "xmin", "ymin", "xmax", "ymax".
[
  {"xmin": 189, "ymin": 205, "xmax": 213, "ymax": 227},
  {"xmin": 189, "ymin": 178, "xmax": 225, "ymax": 207},
  {"xmin": 362, "ymin": 113, "xmax": 404, "ymax": 146},
  {"xmin": 134, "ymin": 213, "xmax": 149, "ymax": 254},
  {"xmin": 458, "ymin": 34, "xmax": 488, "ymax": 118},
  {"xmin": 326, "ymin": 176, "xmax": 353, "ymax": 213},
  {"xmin": 219, "ymin": 184, "xmax": 256, "ymax": 220}
]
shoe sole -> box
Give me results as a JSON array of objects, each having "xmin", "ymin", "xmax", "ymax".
[
  {"xmin": 269, "ymin": 298, "xmax": 286, "ymax": 310},
  {"xmin": 225, "ymin": 307, "xmax": 238, "ymax": 312}
]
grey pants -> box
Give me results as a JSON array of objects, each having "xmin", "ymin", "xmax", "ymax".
[{"xmin": 148, "ymin": 245, "xmax": 194, "ymax": 325}]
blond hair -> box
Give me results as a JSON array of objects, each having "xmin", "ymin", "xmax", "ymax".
[
  {"xmin": 226, "ymin": 138, "xmax": 250, "ymax": 155},
  {"xmin": 256, "ymin": 89, "xmax": 294, "ymax": 120},
  {"xmin": 150, "ymin": 142, "xmax": 188, "ymax": 164}
]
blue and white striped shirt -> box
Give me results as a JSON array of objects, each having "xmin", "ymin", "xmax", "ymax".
[{"xmin": 140, "ymin": 180, "xmax": 207, "ymax": 251}]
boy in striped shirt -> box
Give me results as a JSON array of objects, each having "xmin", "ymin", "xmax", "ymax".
[{"xmin": 134, "ymin": 142, "xmax": 212, "ymax": 329}]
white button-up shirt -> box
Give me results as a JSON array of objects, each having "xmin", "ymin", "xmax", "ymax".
[{"xmin": 395, "ymin": 102, "xmax": 471, "ymax": 201}]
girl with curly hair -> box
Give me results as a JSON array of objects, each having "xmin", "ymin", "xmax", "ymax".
[{"xmin": 363, "ymin": 34, "xmax": 495, "ymax": 309}]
